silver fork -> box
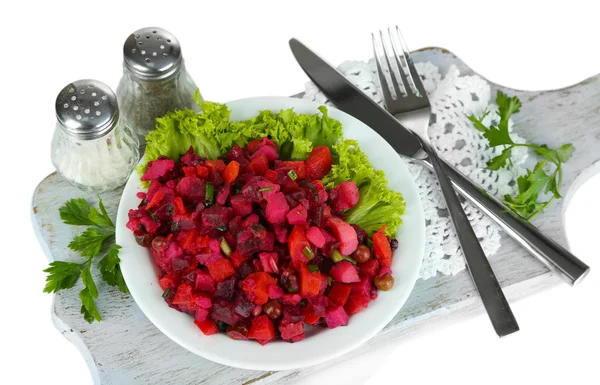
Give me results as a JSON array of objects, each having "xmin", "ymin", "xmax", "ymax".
[{"xmin": 372, "ymin": 26, "xmax": 519, "ymax": 337}]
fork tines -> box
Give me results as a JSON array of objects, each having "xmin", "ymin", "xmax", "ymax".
[{"xmin": 372, "ymin": 26, "xmax": 426, "ymax": 101}]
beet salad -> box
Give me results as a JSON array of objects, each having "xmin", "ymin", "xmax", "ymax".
[{"xmin": 126, "ymin": 100, "xmax": 405, "ymax": 345}]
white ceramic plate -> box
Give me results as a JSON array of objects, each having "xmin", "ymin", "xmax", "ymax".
[{"xmin": 116, "ymin": 97, "xmax": 425, "ymax": 371}]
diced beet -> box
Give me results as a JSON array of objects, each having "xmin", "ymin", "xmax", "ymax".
[
  {"xmin": 180, "ymin": 147, "xmax": 203, "ymax": 167},
  {"xmin": 193, "ymin": 293, "xmax": 213, "ymax": 309},
  {"xmin": 211, "ymin": 300, "xmax": 241, "ymax": 326},
  {"xmin": 279, "ymin": 267, "xmax": 299, "ymax": 294},
  {"xmin": 234, "ymin": 292, "xmax": 255, "ymax": 318},
  {"xmin": 265, "ymin": 192, "xmax": 289, "ymax": 224},
  {"xmin": 282, "ymin": 293, "xmax": 303, "ymax": 306},
  {"xmin": 306, "ymin": 227, "xmax": 326, "ymax": 248},
  {"xmin": 246, "ymin": 152, "xmax": 269, "ymax": 176},
  {"xmin": 176, "ymin": 176, "xmax": 206, "ymax": 204},
  {"xmin": 241, "ymin": 177, "xmax": 263, "ymax": 202},
  {"xmin": 172, "ymin": 258, "xmax": 190, "ymax": 273},
  {"xmin": 228, "ymin": 216, "xmax": 244, "ymax": 237},
  {"xmin": 139, "ymin": 214, "xmax": 160, "ymax": 234},
  {"xmin": 165, "ymin": 242, "xmax": 183, "ymax": 265},
  {"xmin": 330, "ymin": 261, "xmax": 360, "ymax": 283},
  {"xmin": 230, "ymin": 195, "xmax": 253, "ymax": 217},
  {"xmin": 306, "ymin": 295, "xmax": 328, "ymax": 317},
  {"xmin": 324, "ymin": 306, "xmax": 350, "ymax": 329},
  {"xmin": 279, "ymin": 321, "xmax": 305, "ymax": 342},
  {"xmin": 274, "ymin": 223, "xmax": 288, "ymax": 243},
  {"xmin": 328, "ymin": 282, "xmax": 352, "ymax": 306},
  {"xmin": 351, "ymin": 224, "xmax": 368, "ymax": 245},
  {"xmin": 195, "ymin": 307, "xmax": 209, "ymax": 322},
  {"xmin": 259, "ymin": 252, "xmax": 279, "ymax": 274},
  {"xmin": 286, "ymin": 204, "xmax": 308, "ymax": 225},
  {"xmin": 142, "ymin": 159, "xmax": 175, "ymax": 181},
  {"xmin": 247, "ymin": 315, "xmax": 275, "ymax": 342},
  {"xmin": 195, "ymin": 269, "xmax": 216, "ymax": 293},
  {"xmin": 226, "ymin": 144, "xmax": 247, "ymax": 164},
  {"xmin": 327, "ymin": 217, "xmax": 358, "ymax": 255},
  {"xmin": 201, "ymin": 206, "xmax": 234, "ymax": 229},
  {"xmin": 257, "ymin": 180, "xmax": 280, "ymax": 200},
  {"xmin": 344, "ymin": 292, "xmax": 370, "ymax": 315},
  {"xmin": 268, "ymin": 284, "xmax": 284, "ymax": 299},
  {"xmin": 236, "ymin": 229, "xmax": 262, "ymax": 257},
  {"xmin": 172, "ymin": 283, "xmax": 193, "ymax": 305},
  {"xmin": 216, "ymin": 184, "xmax": 231, "ymax": 206},
  {"xmin": 251, "ymin": 144, "xmax": 279, "ymax": 162},
  {"xmin": 329, "ymin": 181, "xmax": 360, "ymax": 213},
  {"xmin": 358, "ymin": 259, "xmax": 380, "ymax": 277},
  {"xmin": 282, "ymin": 304, "xmax": 305, "ymax": 322},
  {"xmin": 351, "ymin": 276, "xmax": 374, "ymax": 297},
  {"xmin": 237, "ymin": 261, "xmax": 255, "ymax": 280},
  {"xmin": 195, "ymin": 251, "xmax": 223, "ymax": 266},
  {"xmin": 215, "ymin": 277, "xmax": 238, "ymax": 301},
  {"xmin": 378, "ymin": 266, "xmax": 393, "ymax": 277}
]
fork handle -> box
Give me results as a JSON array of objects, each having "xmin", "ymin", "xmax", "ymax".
[
  {"xmin": 417, "ymin": 156, "xmax": 590, "ymax": 286},
  {"xmin": 423, "ymin": 144, "xmax": 520, "ymax": 337}
]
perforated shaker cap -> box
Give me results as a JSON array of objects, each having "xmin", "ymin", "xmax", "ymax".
[
  {"xmin": 123, "ymin": 27, "xmax": 183, "ymax": 81},
  {"xmin": 55, "ymin": 80, "xmax": 119, "ymax": 140}
]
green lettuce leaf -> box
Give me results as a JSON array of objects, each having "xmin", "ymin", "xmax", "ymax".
[{"xmin": 322, "ymin": 140, "xmax": 405, "ymax": 236}]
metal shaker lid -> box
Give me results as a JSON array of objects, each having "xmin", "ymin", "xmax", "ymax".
[
  {"xmin": 123, "ymin": 27, "xmax": 183, "ymax": 82},
  {"xmin": 55, "ymin": 79, "xmax": 118, "ymax": 140}
]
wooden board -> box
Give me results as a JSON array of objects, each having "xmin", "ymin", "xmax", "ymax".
[{"xmin": 31, "ymin": 47, "xmax": 600, "ymax": 385}]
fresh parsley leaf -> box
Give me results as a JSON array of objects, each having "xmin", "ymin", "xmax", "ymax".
[
  {"xmin": 556, "ymin": 143, "xmax": 575, "ymax": 163},
  {"xmin": 68, "ymin": 228, "xmax": 114, "ymax": 257},
  {"xmin": 486, "ymin": 148, "xmax": 513, "ymax": 170},
  {"xmin": 43, "ymin": 261, "xmax": 82, "ymax": 293},
  {"xmin": 468, "ymin": 91, "xmax": 575, "ymax": 221},
  {"xmin": 97, "ymin": 197, "xmax": 114, "ymax": 227},
  {"xmin": 483, "ymin": 124, "xmax": 514, "ymax": 147},
  {"xmin": 59, "ymin": 198, "xmax": 96, "ymax": 226},
  {"xmin": 89, "ymin": 207, "xmax": 113, "ymax": 228},
  {"xmin": 98, "ymin": 245, "xmax": 129, "ymax": 294},
  {"xmin": 81, "ymin": 263, "xmax": 98, "ymax": 298},
  {"xmin": 80, "ymin": 287, "xmax": 102, "ymax": 324}
]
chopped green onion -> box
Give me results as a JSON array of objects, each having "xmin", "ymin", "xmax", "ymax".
[
  {"xmin": 148, "ymin": 211, "xmax": 158, "ymax": 222},
  {"xmin": 332, "ymin": 250, "xmax": 344, "ymax": 263},
  {"xmin": 302, "ymin": 246, "xmax": 314, "ymax": 260},
  {"xmin": 288, "ymin": 169, "xmax": 298, "ymax": 180},
  {"xmin": 299, "ymin": 299, "xmax": 307, "ymax": 307},
  {"xmin": 162, "ymin": 288, "xmax": 171, "ymax": 299},
  {"xmin": 327, "ymin": 276, "xmax": 334, "ymax": 286},
  {"xmin": 220, "ymin": 237, "xmax": 232, "ymax": 257},
  {"xmin": 308, "ymin": 264, "xmax": 319, "ymax": 273},
  {"xmin": 216, "ymin": 226, "xmax": 226, "ymax": 232},
  {"xmin": 332, "ymin": 250, "xmax": 357, "ymax": 265},
  {"xmin": 259, "ymin": 186, "xmax": 274, "ymax": 192},
  {"xmin": 205, "ymin": 182, "xmax": 214, "ymax": 205}
]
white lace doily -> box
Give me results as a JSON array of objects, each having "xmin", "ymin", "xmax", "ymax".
[{"xmin": 302, "ymin": 60, "xmax": 528, "ymax": 280}]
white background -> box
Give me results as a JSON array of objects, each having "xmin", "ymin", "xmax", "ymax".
[{"xmin": 2, "ymin": 1, "xmax": 599, "ymax": 384}]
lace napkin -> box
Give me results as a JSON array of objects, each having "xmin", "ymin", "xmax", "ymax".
[{"xmin": 302, "ymin": 60, "xmax": 528, "ymax": 280}]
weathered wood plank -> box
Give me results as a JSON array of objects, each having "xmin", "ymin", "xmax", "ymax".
[{"xmin": 31, "ymin": 47, "xmax": 600, "ymax": 385}]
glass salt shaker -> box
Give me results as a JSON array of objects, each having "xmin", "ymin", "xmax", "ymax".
[
  {"xmin": 116, "ymin": 26, "xmax": 201, "ymax": 152},
  {"xmin": 51, "ymin": 79, "xmax": 140, "ymax": 193}
]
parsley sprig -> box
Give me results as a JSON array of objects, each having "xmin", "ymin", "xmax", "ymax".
[
  {"xmin": 43, "ymin": 197, "xmax": 128, "ymax": 323},
  {"xmin": 468, "ymin": 91, "xmax": 575, "ymax": 221}
]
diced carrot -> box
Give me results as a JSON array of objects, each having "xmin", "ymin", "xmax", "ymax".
[
  {"xmin": 207, "ymin": 259, "xmax": 236, "ymax": 282},
  {"xmin": 196, "ymin": 165, "xmax": 210, "ymax": 179},
  {"xmin": 194, "ymin": 319, "xmax": 219, "ymax": 335},
  {"xmin": 246, "ymin": 139, "xmax": 262, "ymax": 155},
  {"xmin": 145, "ymin": 190, "xmax": 164, "ymax": 210},
  {"xmin": 173, "ymin": 196, "xmax": 186, "ymax": 215},
  {"xmin": 206, "ymin": 159, "xmax": 226, "ymax": 175},
  {"xmin": 182, "ymin": 166, "xmax": 197, "ymax": 177},
  {"xmin": 304, "ymin": 314, "xmax": 321, "ymax": 325},
  {"xmin": 373, "ymin": 225, "xmax": 392, "ymax": 267},
  {"xmin": 223, "ymin": 160, "xmax": 240, "ymax": 184}
]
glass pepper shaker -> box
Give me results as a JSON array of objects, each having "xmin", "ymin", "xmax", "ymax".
[
  {"xmin": 116, "ymin": 27, "xmax": 201, "ymax": 152},
  {"xmin": 51, "ymin": 79, "xmax": 140, "ymax": 193}
]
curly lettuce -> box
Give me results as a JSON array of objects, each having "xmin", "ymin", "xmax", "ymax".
[{"xmin": 322, "ymin": 140, "xmax": 405, "ymax": 236}]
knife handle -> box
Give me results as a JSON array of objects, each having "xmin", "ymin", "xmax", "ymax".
[
  {"xmin": 419, "ymin": 158, "xmax": 590, "ymax": 286},
  {"xmin": 424, "ymin": 145, "xmax": 519, "ymax": 337}
]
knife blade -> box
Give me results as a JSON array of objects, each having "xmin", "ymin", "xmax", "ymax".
[{"xmin": 289, "ymin": 37, "xmax": 590, "ymax": 286}]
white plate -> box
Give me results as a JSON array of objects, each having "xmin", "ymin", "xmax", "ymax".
[{"xmin": 116, "ymin": 97, "xmax": 425, "ymax": 371}]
